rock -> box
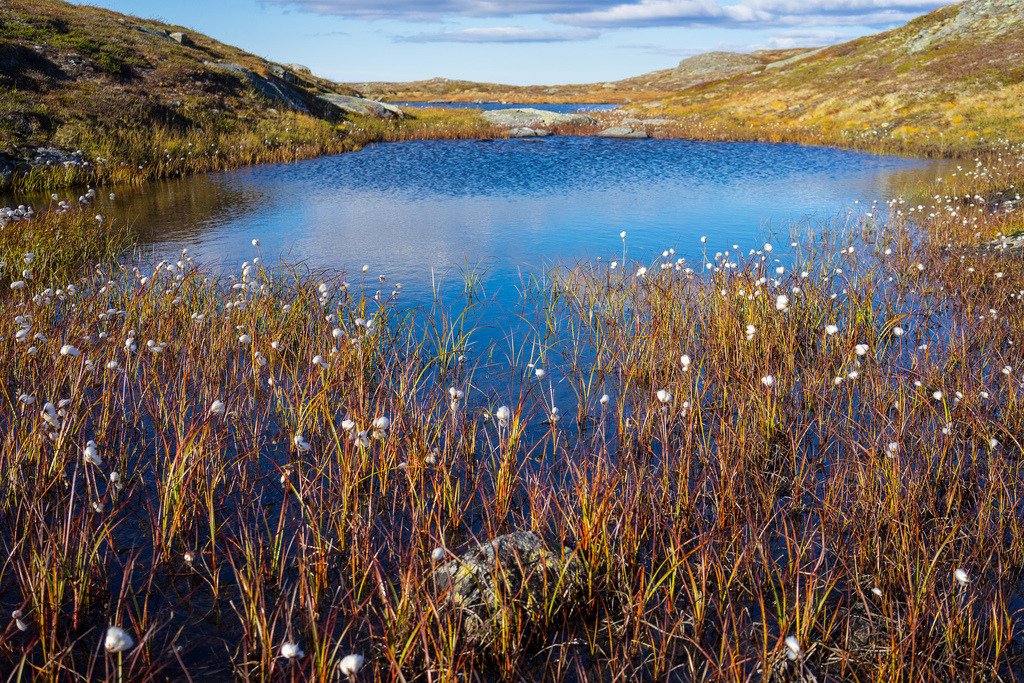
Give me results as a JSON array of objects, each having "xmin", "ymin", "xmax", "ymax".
[
  {"xmin": 269, "ymin": 64, "xmax": 298, "ymax": 84},
  {"xmin": 597, "ymin": 127, "xmax": 649, "ymax": 139},
  {"xmin": 285, "ymin": 63, "xmax": 312, "ymax": 74},
  {"xmin": 317, "ymin": 94, "xmax": 404, "ymax": 119},
  {"xmin": 136, "ymin": 26, "xmax": 168, "ymax": 40},
  {"xmin": 482, "ymin": 108, "xmax": 596, "ymax": 128},
  {"xmin": 508, "ymin": 127, "xmax": 551, "ymax": 138},
  {"xmin": 432, "ymin": 531, "xmax": 582, "ymax": 646},
  {"xmin": 32, "ymin": 147, "xmax": 90, "ymax": 168},
  {"xmin": 168, "ymin": 32, "xmax": 192, "ymax": 46},
  {"xmin": 204, "ymin": 61, "xmax": 309, "ymax": 113}
]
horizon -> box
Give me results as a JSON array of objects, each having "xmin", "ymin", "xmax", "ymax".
[{"xmin": 75, "ymin": 0, "xmax": 957, "ymax": 85}]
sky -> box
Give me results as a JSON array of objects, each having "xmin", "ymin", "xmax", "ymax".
[{"xmin": 77, "ymin": 0, "xmax": 958, "ymax": 84}]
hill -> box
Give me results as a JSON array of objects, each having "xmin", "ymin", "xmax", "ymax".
[
  {"xmin": 0, "ymin": 0, "xmax": 494, "ymax": 191},
  {"xmin": 621, "ymin": 0, "xmax": 1024, "ymax": 154},
  {"xmin": 351, "ymin": 49, "xmax": 813, "ymax": 104}
]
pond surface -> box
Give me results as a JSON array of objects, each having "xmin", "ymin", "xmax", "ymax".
[
  {"xmin": 37, "ymin": 137, "xmax": 941, "ymax": 306},
  {"xmin": 390, "ymin": 101, "xmax": 619, "ymax": 113}
]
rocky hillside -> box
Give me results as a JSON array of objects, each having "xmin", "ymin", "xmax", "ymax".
[
  {"xmin": 353, "ymin": 49, "xmax": 812, "ymax": 104},
  {"xmin": 0, "ymin": 0, "xmax": 407, "ymax": 188},
  {"xmin": 632, "ymin": 0, "xmax": 1024, "ymax": 153}
]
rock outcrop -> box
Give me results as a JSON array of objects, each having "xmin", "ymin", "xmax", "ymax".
[
  {"xmin": 597, "ymin": 126, "xmax": 649, "ymax": 139},
  {"xmin": 482, "ymin": 108, "xmax": 595, "ymax": 128},
  {"xmin": 204, "ymin": 61, "xmax": 310, "ymax": 113},
  {"xmin": 317, "ymin": 94, "xmax": 404, "ymax": 119},
  {"xmin": 432, "ymin": 531, "xmax": 582, "ymax": 646},
  {"xmin": 508, "ymin": 127, "xmax": 551, "ymax": 138}
]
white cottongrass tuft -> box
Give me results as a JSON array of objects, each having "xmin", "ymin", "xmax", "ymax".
[
  {"xmin": 680, "ymin": 354, "xmax": 691, "ymax": 371},
  {"xmin": 495, "ymin": 405, "xmax": 510, "ymax": 424},
  {"xmin": 83, "ymin": 440, "xmax": 102, "ymax": 467},
  {"xmin": 209, "ymin": 400, "xmax": 226, "ymax": 416},
  {"xmin": 656, "ymin": 389, "xmax": 672, "ymax": 404},
  {"xmin": 784, "ymin": 635, "xmax": 801, "ymax": 660},
  {"xmin": 775, "ymin": 294, "xmax": 789, "ymax": 312},
  {"xmin": 339, "ymin": 653, "xmax": 365, "ymax": 676},
  {"xmin": 104, "ymin": 626, "xmax": 134, "ymax": 653},
  {"xmin": 761, "ymin": 375, "xmax": 775, "ymax": 388},
  {"xmin": 825, "ymin": 325, "xmax": 838, "ymax": 336},
  {"xmin": 293, "ymin": 435, "xmax": 311, "ymax": 452},
  {"xmin": 280, "ymin": 641, "xmax": 304, "ymax": 659},
  {"xmin": 954, "ymin": 568, "xmax": 970, "ymax": 586}
]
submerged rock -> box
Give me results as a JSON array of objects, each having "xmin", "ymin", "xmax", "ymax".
[
  {"xmin": 432, "ymin": 531, "xmax": 582, "ymax": 646},
  {"xmin": 482, "ymin": 108, "xmax": 595, "ymax": 128},
  {"xmin": 597, "ymin": 126, "xmax": 649, "ymax": 139}
]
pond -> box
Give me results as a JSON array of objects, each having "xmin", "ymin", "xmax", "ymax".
[{"xmin": 74, "ymin": 137, "xmax": 942, "ymax": 308}]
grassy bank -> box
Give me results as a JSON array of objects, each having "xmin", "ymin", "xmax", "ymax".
[
  {"xmin": 2, "ymin": 144, "xmax": 1024, "ymax": 679},
  {"xmin": 2, "ymin": 107, "xmax": 504, "ymax": 195}
]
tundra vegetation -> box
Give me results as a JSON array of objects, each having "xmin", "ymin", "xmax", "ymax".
[
  {"xmin": 2, "ymin": 147, "xmax": 1024, "ymax": 680},
  {"xmin": 5, "ymin": 0, "xmax": 1024, "ymax": 680}
]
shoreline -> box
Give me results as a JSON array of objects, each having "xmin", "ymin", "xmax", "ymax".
[{"xmin": 1, "ymin": 109, "xmax": 1001, "ymax": 199}]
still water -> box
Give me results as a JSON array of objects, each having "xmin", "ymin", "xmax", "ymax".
[{"xmin": 61, "ymin": 137, "xmax": 939, "ymax": 305}]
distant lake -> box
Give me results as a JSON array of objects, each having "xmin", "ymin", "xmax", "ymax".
[
  {"xmin": 24, "ymin": 137, "xmax": 942, "ymax": 306},
  {"xmin": 391, "ymin": 101, "xmax": 619, "ymax": 113}
]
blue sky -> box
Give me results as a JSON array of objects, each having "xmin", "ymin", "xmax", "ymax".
[{"xmin": 79, "ymin": 0, "xmax": 956, "ymax": 84}]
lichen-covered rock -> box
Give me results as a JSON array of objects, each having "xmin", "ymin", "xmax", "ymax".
[
  {"xmin": 508, "ymin": 127, "xmax": 551, "ymax": 138},
  {"xmin": 597, "ymin": 126, "xmax": 649, "ymax": 139},
  {"xmin": 168, "ymin": 32, "xmax": 192, "ymax": 46},
  {"xmin": 433, "ymin": 531, "xmax": 582, "ymax": 646},
  {"xmin": 482, "ymin": 108, "xmax": 595, "ymax": 128},
  {"xmin": 317, "ymin": 94, "xmax": 405, "ymax": 119}
]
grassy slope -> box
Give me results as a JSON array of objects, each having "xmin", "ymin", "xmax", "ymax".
[
  {"xmin": 633, "ymin": 0, "xmax": 1024, "ymax": 155},
  {"xmin": 0, "ymin": 0, "xmax": 497, "ymax": 191},
  {"xmin": 351, "ymin": 49, "xmax": 811, "ymax": 104}
]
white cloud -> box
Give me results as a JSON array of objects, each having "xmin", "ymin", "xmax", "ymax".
[
  {"xmin": 401, "ymin": 26, "xmax": 601, "ymax": 42},
  {"xmin": 555, "ymin": 0, "xmax": 954, "ymax": 28},
  {"xmin": 266, "ymin": 0, "xmax": 956, "ymax": 25}
]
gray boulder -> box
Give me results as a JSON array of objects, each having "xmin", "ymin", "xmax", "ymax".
[
  {"xmin": 597, "ymin": 126, "xmax": 650, "ymax": 139},
  {"xmin": 285, "ymin": 63, "xmax": 312, "ymax": 74},
  {"xmin": 168, "ymin": 31, "xmax": 192, "ymax": 46},
  {"xmin": 317, "ymin": 94, "xmax": 404, "ymax": 119},
  {"xmin": 269, "ymin": 64, "xmax": 298, "ymax": 84},
  {"xmin": 432, "ymin": 531, "xmax": 582, "ymax": 646},
  {"xmin": 508, "ymin": 127, "xmax": 551, "ymax": 138},
  {"xmin": 482, "ymin": 108, "xmax": 595, "ymax": 128}
]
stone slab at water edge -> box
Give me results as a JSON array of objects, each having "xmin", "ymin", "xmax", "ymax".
[
  {"xmin": 482, "ymin": 108, "xmax": 597, "ymax": 128},
  {"xmin": 597, "ymin": 127, "xmax": 650, "ymax": 139},
  {"xmin": 508, "ymin": 127, "xmax": 553, "ymax": 138}
]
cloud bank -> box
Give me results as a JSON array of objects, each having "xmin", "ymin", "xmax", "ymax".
[{"xmin": 268, "ymin": 0, "xmax": 955, "ymax": 27}]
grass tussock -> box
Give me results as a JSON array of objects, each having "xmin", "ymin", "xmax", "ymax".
[{"xmin": 3, "ymin": 147, "xmax": 1024, "ymax": 680}]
